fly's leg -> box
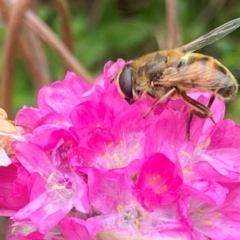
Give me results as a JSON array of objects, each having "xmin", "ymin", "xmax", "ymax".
[
  {"xmin": 143, "ymin": 87, "xmax": 176, "ymax": 118},
  {"xmin": 181, "ymin": 91, "xmax": 215, "ymax": 140},
  {"xmin": 207, "ymin": 94, "xmax": 215, "ymax": 108},
  {"xmin": 186, "ymin": 112, "xmax": 193, "ymax": 141}
]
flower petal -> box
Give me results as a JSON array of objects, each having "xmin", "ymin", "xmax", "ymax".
[{"xmin": 60, "ymin": 218, "xmax": 92, "ymax": 240}]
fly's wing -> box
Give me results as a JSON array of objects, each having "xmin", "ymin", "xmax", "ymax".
[
  {"xmin": 182, "ymin": 18, "xmax": 240, "ymax": 53},
  {"xmin": 158, "ymin": 62, "xmax": 233, "ymax": 90}
]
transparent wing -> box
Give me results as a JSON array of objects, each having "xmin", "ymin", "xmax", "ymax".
[
  {"xmin": 158, "ymin": 64, "xmax": 232, "ymax": 90},
  {"xmin": 182, "ymin": 18, "xmax": 240, "ymax": 53}
]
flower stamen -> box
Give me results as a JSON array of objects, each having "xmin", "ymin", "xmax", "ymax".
[{"xmin": 200, "ymin": 220, "xmax": 212, "ymax": 225}]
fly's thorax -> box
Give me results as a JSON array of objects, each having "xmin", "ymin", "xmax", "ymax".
[
  {"xmin": 132, "ymin": 51, "xmax": 167, "ymax": 80},
  {"xmin": 132, "ymin": 73, "xmax": 171, "ymax": 99},
  {"xmin": 131, "ymin": 49, "xmax": 184, "ymax": 97},
  {"xmin": 150, "ymin": 86, "xmax": 173, "ymax": 98}
]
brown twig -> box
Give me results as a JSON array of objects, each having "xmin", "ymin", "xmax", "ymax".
[
  {"xmin": 0, "ymin": 0, "xmax": 31, "ymax": 114},
  {"xmin": 0, "ymin": 0, "xmax": 9, "ymax": 22},
  {"xmin": 53, "ymin": 0, "xmax": 73, "ymax": 74},
  {"xmin": 87, "ymin": 0, "xmax": 104, "ymax": 26},
  {"xmin": 165, "ymin": 0, "xmax": 182, "ymax": 48},
  {"xmin": 196, "ymin": 0, "xmax": 227, "ymax": 24},
  {"xmin": 20, "ymin": 25, "xmax": 51, "ymax": 89},
  {"xmin": 53, "ymin": 0, "xmax": 73, "ymax": 52},
  {"xmin": 24, "ymin": 10, "xmax": 93, "ymax": 83},
  {"xmin": 0, "ymin": 1, "xmax": 51, "ymax": 91},
  {"xmin": 0, "ymin": 1, "xmax": 51, "ymax": 89}
]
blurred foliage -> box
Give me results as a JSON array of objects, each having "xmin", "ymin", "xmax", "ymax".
[{"xmin": 1, "ymin": 0, "xmax": 240, "ymax": 122}]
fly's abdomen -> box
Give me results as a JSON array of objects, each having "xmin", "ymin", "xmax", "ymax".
[
  {"xmin": 217, "ymin": 84, "xmax": 238, "ymax": 99},
  {"xmin": 185, "ymin": 54, "xmax": 238, "ymax": 100},
  {"xmin": 213, "ymin": 59, "xmax": 238, "ymax": 100}
]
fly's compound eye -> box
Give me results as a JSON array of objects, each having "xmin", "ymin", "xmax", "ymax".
[{"xmin": 118, "ymin": 64, "xmax": 133, "ymax": 101}]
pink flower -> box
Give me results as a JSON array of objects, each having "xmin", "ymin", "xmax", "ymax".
[
  {"xmin": 179, "ymin": 184, "xmax": 240, "ymax": 239},
  {"xmin": 60, "ymin": 218, "xmax": 92, "ymax": 240},
  {"xmin": 12, "ymin": 142, "xmax": 89, "ymax": 234},
  {"xmin": 1, "ymin": 59, "xmax": 239, "ymax": 239},
  {"xmin": 135, "ymin": 153, "xmax": 182, "ymax": 209},
  {"xmin": 144, "ymin": 92, "xmax": 240, "ymax": 205},
  {"xmin": 0, "ymin": 164, "xmax": 29, "ymax": 215}
]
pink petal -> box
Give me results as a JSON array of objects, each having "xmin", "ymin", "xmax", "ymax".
[
  {"xmin": 38, "ymin": 72, "xmax": 91, "ymax": 117},
  {"xmin": 60, "ymin": 218, "xmax": 92, "ymax": 240},
  {"xmin": 70, "ymin": 101, "xmax": 113, "ymax": 129},
  {"xmin": 196, "ymin": 149, "xmax": 240, "ymax": 182},
  {"xmin": 72, "ymin": 174, "xmax": 89, "ymax": 213},
  {"xmin": 135, "ymin": 153, "xmax": 182, "ymax": 209},
  {"xmin": 28, "ymin": 172, "xmax": 45, "ymax": 200},
  {"xmin": 195, "ymin": 160, "xmax": 240, "ymax": 182},
  {"xmin": 13, "ymin": 142, "xmax": 53, "ymax": 175},
  {"xmin": 14, "ymin": 191, "xmax": 72, "ymax": 234},
  {"xmin": 27, "ymin": 127, "xmax": 77, "ymax": 151},
  {"xmin": 87, "ymin": 168, "xmax": 132, "ymax": 214},
  {"xmin": 95, "ymin": 59, "xmax": 126, "ymax": 87},
  {"xmin": 6, "ymin": 219, "xmax": 64, "ymax": 239},
  {"xmin": 208, "ymin": 119, "xmax": 240, "ymax": 150},
  {"xmin": 184, "ymin": 179, "xmax": 227, "ymax": 205},
  {"xmin": 15, "ymin": 107, "xmax": 42, "ymax": 130},
  {"xmin": 0, "ymin": 165, "xmax": 29, "ymax": 212}
]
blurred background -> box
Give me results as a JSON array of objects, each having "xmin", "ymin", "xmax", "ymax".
[
  {"xmin": 0, "ymin": 0, "xmax": 240, "ymax": 121},
  {"xmin": 0, "ymin": 0, "xmax": 240, "ymax": 238}
]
